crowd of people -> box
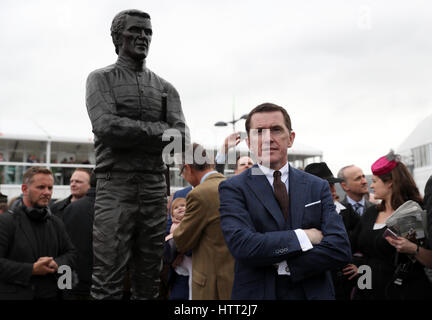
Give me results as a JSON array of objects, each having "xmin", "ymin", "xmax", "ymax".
[
  {"xmin": 1, "ymin": 110, "xmax": 432, "ymax": 301},
  {"xmin": 1, "ymin": 8, "xmax": 432, "ymax": 301}
]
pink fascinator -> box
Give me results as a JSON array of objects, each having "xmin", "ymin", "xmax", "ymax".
[{"xmin": 371, "ymin": 150, "xmax": 400, "ymax": 176}]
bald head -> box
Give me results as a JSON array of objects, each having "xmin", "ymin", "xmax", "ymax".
[
  {"xmin": 235, "ymin": 156, "xmax": 254, "ymax": 175},
  {"xmin": 338, "ymin": 165, "xmax": 368, "ymax": 201}
]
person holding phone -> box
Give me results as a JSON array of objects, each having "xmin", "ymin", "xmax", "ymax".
[{"xmin": 346, "ymin": 151, "xmax": 432, "ymax": 300}]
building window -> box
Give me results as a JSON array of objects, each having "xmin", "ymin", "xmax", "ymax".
[{"xmin": 412, "ymin": 143, "xmax": 432, "ymax": 168}]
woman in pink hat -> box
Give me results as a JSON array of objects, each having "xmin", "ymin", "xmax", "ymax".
[{"xmin": 345, "ymin": 151, "xmax": 432, "ymax": 300}]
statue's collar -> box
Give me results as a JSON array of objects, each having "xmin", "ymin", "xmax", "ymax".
[{"xmin": 116, "ymin": 55, "xmax": 146, "ymax": 72}]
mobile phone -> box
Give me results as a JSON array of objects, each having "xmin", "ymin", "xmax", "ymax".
[{"xmin": 383, "ymin": 227, "xmax": 399, "ymax": 240}]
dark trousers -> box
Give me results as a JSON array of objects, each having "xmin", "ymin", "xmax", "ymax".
[
  {"xmin": 91, "ymin": 173, "xmax": 167, "ymax": 300},
  {"xmin": 275, "ymin": 275, "xmax": 307, "ymax": 300}
]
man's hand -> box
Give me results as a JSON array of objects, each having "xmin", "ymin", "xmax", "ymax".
[
  {"xmin": 172, "ymin": 253, "xmax": 185, "ymax": 269},
  {"xmin": 342, "ymin": 264, "xmax": 358, "ymax": 280},
  {"xmin": 220, "ymin": 132, "xmax": 241, "ymax": 155},
  {"xmin": 32, "ymin": 257, "xmax": 57, "ymax": 275},
  {"xmin": 304, "ymin": 228, "xmax": 323, "ymax": 244},
  {"xmin": 48, "ymin": 259, "xmax": 59, "ymax": 272}
]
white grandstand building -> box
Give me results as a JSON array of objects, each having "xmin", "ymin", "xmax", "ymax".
[{"xmin": 397, "ymin": 113, "xmax": 432, "ymax": 195}]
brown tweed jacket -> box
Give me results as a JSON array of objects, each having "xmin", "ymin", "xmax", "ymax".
[{"xmin": 173, "ymin": 172, "xmax": 234, "ymax": 300}]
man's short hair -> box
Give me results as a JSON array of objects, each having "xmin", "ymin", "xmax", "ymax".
[
  {"xmin": 22, "ymin": 167, "xmax": 53, "ymax": 185},
  {"xmin": 73, "ymin": 168, "xmax": 92, "ymax": 180},
  {"xmin": 0, "ymin": 192, "xmax": 7, "ymax": 204},
  {"xmin": 245, "ymin": 103, "xmax": 292, "ymax": 135},
  {"xmin": 183, "ymin": 143, "xmax": 213, "ymax": 172},
  {"xmin": 111, "ymin": 9, "xmax": 151, "ymax": 55},
  {"xmin": 337, "ymin": 165, "xmax": 355, "ymax": 181}
]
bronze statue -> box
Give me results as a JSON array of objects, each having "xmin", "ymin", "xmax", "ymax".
[{"xmin": 86, "ymin": 9, "xmax": 188, "ymax": 300}]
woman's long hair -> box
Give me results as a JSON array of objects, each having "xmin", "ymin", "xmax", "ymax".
[{"xmin": 376, "ymin": 162, "xmax": 423, "ymax": 211}]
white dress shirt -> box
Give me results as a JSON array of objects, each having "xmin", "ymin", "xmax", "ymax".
[
  {"xmin": 257, "ymin": 163, "xmax": 313, "ymax": 275},
  {"xmin": 334, "ymin": 201, "xmax": 346, "ymax": 214}
]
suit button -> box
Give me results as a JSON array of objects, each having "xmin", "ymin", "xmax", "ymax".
[{"xmin": 285, "ymin": 266, "xmax": 290, "ymax": 273}]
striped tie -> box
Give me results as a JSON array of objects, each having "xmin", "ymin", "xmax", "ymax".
[{"xmin": 353, "ymin": 203, "xmax": 363, "ymax": 215}]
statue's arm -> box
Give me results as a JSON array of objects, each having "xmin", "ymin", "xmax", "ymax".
[{"xmin": 85, "ymin": 70, "xmax": 170, "ymax": 149}]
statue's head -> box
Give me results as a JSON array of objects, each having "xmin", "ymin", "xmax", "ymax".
[{"xmin": 111, "ymin": 9, "xmax": 152, "ymax": 59}]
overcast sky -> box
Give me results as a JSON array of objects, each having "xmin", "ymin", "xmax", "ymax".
[{"xmin": 1, "ymin": 0, "xmax": 431, "ymax": 175}]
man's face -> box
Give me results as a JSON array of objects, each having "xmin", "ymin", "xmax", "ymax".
[
  {"xmin": 341, "ymin": 166, "xmax": 369, "ymax": 196},
  {"xmin": 22, "ymin": 174, "xmax": 54, "ymax": 208},
  {"xmin": 119, "ymin": 15, "xmax": 152, "ymax": 60},
  {"xmin": 247, "ymin": 111, "xmax": 295, "ymax": 170},
  {"xmin": 180, "ymin": 164, "xmax": 199, "ymax": 187},
  {"xmin": 70, "ymin": 171, "xmax": 90, "ymax": 200},
  {"xmin": 235, "ymin": 156, "xmax": 254, "ymax": 175}
]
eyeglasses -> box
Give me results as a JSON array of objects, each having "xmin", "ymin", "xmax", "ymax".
[{"xmin": 179, "ymin": 165, "xmax": 186, "ymax": 176}]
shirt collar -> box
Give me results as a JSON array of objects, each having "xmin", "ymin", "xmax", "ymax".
[
  {"xmin": 116, "ymin": 55, "xmax": 146, "ymax": 72},
  {"xmin": 200, "ymin": 170, "xmax": 218, "ymax": 184},
  {"xmin": 258, "ymin": 162, "xmax": 289, "ymax": 181},
  {"xmin": 334, "ymin": 201, "xmax": 346, "ymax": 214},
  {"xmin": 347, "ymin": 195, "xmax": 365, "ymax": 207},
  {"xmin": 258, "ymin": 162, "xmax": 289, "ymax": 185}
]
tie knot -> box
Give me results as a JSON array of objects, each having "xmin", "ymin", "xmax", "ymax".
[
  {"xmin": 273, "ymin": 170, "xmax": 282, "ymax": 178},
  {"xmin": 353, "ymin": 202, "xmax": 363, "ymax": 214}
]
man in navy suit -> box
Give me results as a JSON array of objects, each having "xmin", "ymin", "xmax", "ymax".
[{"xmin": 218, "ymin": 103, "xmax": 351, "ymax": 300}]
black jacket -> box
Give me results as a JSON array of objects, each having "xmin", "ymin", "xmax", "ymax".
[
  {"xmin": 0, "ymin": 201, "xmax": 77, "ymax": 300},
  {"xmin": 331, "ymin": 203, "xmax": 360, "ymax": 300},
  {"xmin": 49, "ymin": 195, "xmax": 72, "ymax": 219},
  {"xmin": 62, "ymin": 187, "xmax": 95, "ymax": 296},
  {"xmin": 351, "ymin": 205, "xmax": 432, "ymax": 300},
  {"xmin": 339, "ymin": 204, "xmax": 360, "ymax": 245}
]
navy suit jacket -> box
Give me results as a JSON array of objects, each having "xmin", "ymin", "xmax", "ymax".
[{"xmin": 218, "ymin": 164, "xmax": 351, "ymax": 300}]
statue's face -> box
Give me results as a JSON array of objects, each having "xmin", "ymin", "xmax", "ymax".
[{"xmin": 118, "ymin": 15, "xmax": 152, "ymax": 60}]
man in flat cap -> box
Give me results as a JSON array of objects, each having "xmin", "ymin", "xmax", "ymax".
[{"xmin": 86, "ymin": 9, "xmax": 188, "ymax": 300}]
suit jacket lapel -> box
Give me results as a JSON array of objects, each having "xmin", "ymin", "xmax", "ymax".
[
  {"xmin": 289, "ymin": 166, "xmax": 307, "ymax": 229},
  {"xmin": 19, "ymin": 211, "xmax": 38, "ymax": 260},
  {"xmin": 246, "ymin": 165, "xmax": 285, "ymax": 228}
]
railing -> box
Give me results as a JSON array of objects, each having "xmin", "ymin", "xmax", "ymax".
[
  {"xmin": 0, "ymin": 162, "xmax": 235, "ymax": 198},
  {"xmin": 0, "ymin": 162, "xmax": 94, "ymax": 185}
]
